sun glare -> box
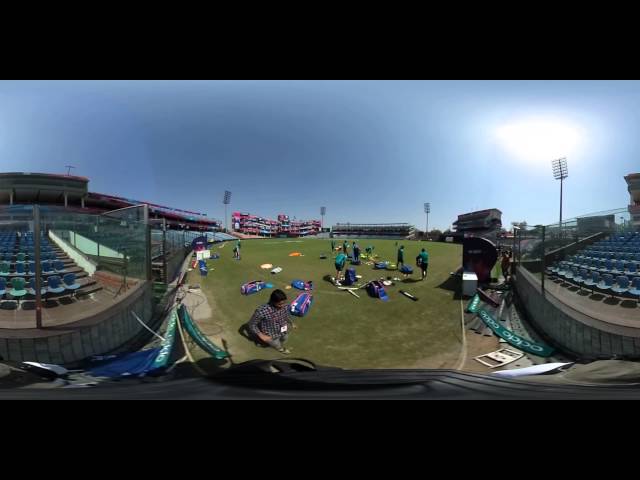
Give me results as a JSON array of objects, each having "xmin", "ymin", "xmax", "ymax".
[{"xmin": 496, "ymin": 119, "xmax": 581, "ymax": 163}]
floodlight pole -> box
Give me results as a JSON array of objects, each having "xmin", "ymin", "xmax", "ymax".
[
  {"xmin": 552, "ymin": 158, "xmax": 568, "ymax": 239},
  {"xmin": 321, "ymin": 206, "xmax": 326, "ymax": 232},
  {"xmin": 223, "ymin": 190, "xmax": 231, "ymax": 233},
  {"xmin": 424, "ymin": 203, "xmax": 430, "ymax": 239},
  {"xmin": 559, "ymin": 175, "xmax": 563, "ymax": 234}
]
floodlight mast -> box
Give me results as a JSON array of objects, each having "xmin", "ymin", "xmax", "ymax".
[
  {"xmin": 424, "ymin": 202, "xmax": 430, "ymax": 237},
  {"xmin": 552, "ymin": 158, "xmax": 568, "ymax": 237},
  {"xmin": 223, "ymin": 190, "xmax": 232, "ymax": 232}
]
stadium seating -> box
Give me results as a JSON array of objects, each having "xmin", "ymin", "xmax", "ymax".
[
  {"xmin": 548, "ymin": 232, "xmax": 640, "ymax": 301},
  {"xmin": 0, "ymin": 229, "xmax": 96, "ymax": 310}
]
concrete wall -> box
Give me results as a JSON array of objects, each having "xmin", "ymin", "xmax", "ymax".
[
  {"xmin": 0, "ymin": 282, "xmax": 154, "ymax": 365},
  {"xmin": 166, "ymin": 247, "xmax": 190, "ymax": 284},
  {"xmin": 514, "ymin": 266, "xmax": 640, "ymax": 360},
  {"xmin": 49, "ymin": 230, "xmax": 97, "ymax": 276}
]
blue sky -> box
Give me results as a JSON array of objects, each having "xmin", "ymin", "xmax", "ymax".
[{"xmin": 0, "ymin": 80, "xmax": 638, "ymax": 230}]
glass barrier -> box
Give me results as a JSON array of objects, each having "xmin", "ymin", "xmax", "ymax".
[
  {"xmin": 0, "ymin": 203, "xmax": 216, "ymax": 329},
  {"xmin": 517, "ymin": 207, "xmax": 633, "ymax": 288}
]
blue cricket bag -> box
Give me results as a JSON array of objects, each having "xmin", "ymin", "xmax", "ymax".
[
  {"xmin": 343, "ymin": 268, "xmax": 357, "ymax": 286},
  {"xmin": 400, "ymin": 265, "xmax": 413, "ymax": 274},
  {"xmin": 289, "ymin": 292, "xmax": 313, "ymax": 317},
  {"xmin": 241, "ymin": 280, "xmax": 265, "ymax": 295},
  {"xmin": 367, "ymin": 280, "xmax": 389, "ymax": 301},
  {"xmin": 292, "ymin": 280, "xmax": 313, "ymax": 291}
]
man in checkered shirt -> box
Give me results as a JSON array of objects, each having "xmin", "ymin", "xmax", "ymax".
[{"xmin": 247, "ymin": 289, "xmax": 295, "ymax": 354}]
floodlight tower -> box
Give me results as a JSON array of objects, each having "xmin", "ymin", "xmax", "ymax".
[
  {"xmin": 223, "ymin": 190, "xmax": 231, "ymax": 233},
  {"xmin": 424, "ymin": 202, "xmax": 430, "ymax": 237},
  {"xmin": 320, "ymin": 206, "xmax": 326, "ymax": 231},
  {"xmin": 552, "ymin": 158, "xmax": 568, "ymax": 237}
]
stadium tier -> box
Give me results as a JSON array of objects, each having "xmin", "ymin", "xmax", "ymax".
[
  {"xmin": 330, "ymin": 223, "xmax": 415, "ymax": 239},
  {"xmin": 546, "ymin": 232, "xmax": 640, "ymax": 301},
  {"xmin": 448, "ymin": 208, "xmax": 502, "ymax": 242},
  {"xmin": 232, "ymin": 212, "xmax": 320, "ymax": 237},
  {"xmin": 0, "ymin": 172, "xmax": 220, "ymax": 232}
]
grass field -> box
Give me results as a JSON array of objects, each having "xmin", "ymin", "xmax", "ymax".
[{"xmin": 185, "ymin": 238, "xmax": 464, "ymax": 369}]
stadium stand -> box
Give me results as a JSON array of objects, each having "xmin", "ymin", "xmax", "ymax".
[
  {"xmin": 0, "ymin": 229, "xmax": 101, "ymax": 308},
  {"xmin": 330, "ymin": 223, "xmax": 415, "ymax": 239},
  {"xmin": 232, "ymin": 212, "xmax": 320, "ymax": 237},
  {"xmin": 546, "ymin": 231, "xmax": 640, "ymax": 302}
]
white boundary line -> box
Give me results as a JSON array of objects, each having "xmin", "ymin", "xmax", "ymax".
[{"xmin": 455, "ymin": 298, "xmax": 468, "ymax": 370}]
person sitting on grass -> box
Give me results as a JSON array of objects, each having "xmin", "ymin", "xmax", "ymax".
[
  {"xmin": 335, "ymin": 251, "xmax": 348, "ymax": 283},
  {"xmin": 247, "ymin": 289, "xmax": 295, "ymax": 354},
  {"xmin": 416, "ymin": 248, "xmax": 429, "ymax": 281}
]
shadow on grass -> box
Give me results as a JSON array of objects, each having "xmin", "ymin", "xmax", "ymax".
[
  {"xmin": 196, "ymin": 356, "xmax": 231, "ymax": 374},
  {"xmin": 403, "ymin": 278, "xmax": 422, "ymax": 283},
  {"xmin": 323, "ymin": 274, "xmax": 335, "ymax": 285},
  {"xmin": 437, "ymin": 275, "xmax": 462, "ymax": 300},
  {"xmin": 238, "ymin": 323, "xmax": 269, "ymax": 349}
]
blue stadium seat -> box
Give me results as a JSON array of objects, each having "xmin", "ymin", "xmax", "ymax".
[
  {"xmin": 46, "ymin": 275, "xmax": 65, "ymax": 294},
  {"xmin": 597, "ymin": 273, "xmax": 614, "ymax": 294},
  {"xmin": 612, "ymin": 276, "xmax": 630, "ymax": 296},
  {"xmin": 572, "ymin": 265, "xmax": 581, "ymax": 278},
  {"xmin": 63, "ymin": 273, "xmax": 81, "ymax": 293},
  {"xmin": 575, "ymin": 268, "xmax": 588, "ymax": 291},
  {"xmin": 631, "ymin": 278, "xmax": 640, "ymax": 303},
  {"xmin": 41, "ymin": 261, "xmax": 54, "ymax": 275},
  {"xmin": 564, "ymin": 266, "xmax": 574, "ymax": 279},
  {"xmin": 556, "ymin": 262, "xmax": 569, "ymax": 276},
  {"xmin": 583, "ymin": 271, "xmax": 600, "ymax": 292},
  {"xmin": 613, "ymin": 260, "xmax": 625, "ymax": 275},
  {"xmin": 26, "ymin": 262, "xmax": 36, "ymax": 275}
]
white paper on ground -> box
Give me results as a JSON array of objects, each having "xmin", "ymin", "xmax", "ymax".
[
  {"xmin": 22, "ymin": 361, "xmax": 69, "ymax": 376},
  {"xmin": 491, "ymin": 362, "xmax": 573, "ymax": 378}
]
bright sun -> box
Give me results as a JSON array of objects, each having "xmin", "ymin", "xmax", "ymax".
[{"xmin": 496, "ymin": 119, "xmax": 581, "ymax": 163}]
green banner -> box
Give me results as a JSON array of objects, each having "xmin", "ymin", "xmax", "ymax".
[
  {"xmin": 466, "ymin": 294, "xmax": 481, "ymax": 313},
  {"xmin": 179, "ymin": 305, "xmax": 229, "ymax": 360},
  {"xmin": 477, "ymin": 309, "xmax": 555, "ymax": 357},
  {"xmin": 152, "ymin": 307, "xmax": 178, "ymax": 370}
]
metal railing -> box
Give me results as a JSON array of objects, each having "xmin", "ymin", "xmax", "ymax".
[{"xmin": 516, "ymin": 207, "xmax": 634, "ymax": 293}]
